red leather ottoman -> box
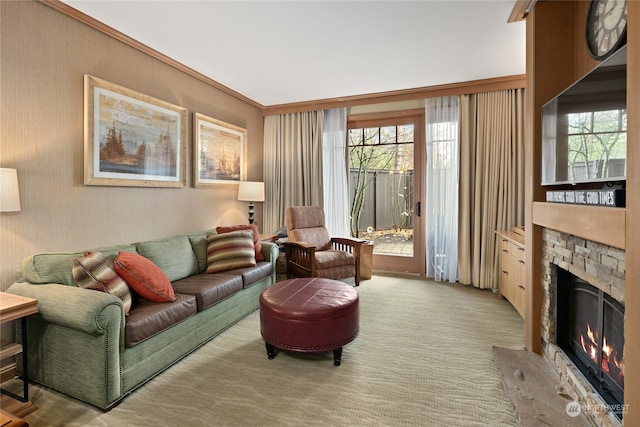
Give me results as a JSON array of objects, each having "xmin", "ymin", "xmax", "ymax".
[{"xmin": 259, "ymin": 278, "xmax": 359, "ymax": 366}]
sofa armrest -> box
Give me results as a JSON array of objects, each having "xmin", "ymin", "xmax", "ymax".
[
  {"xmin": 7, "ymin": 281, "xmax": 125, "ymax": 409},
  {"xmin": 6, "ymin": 282, "xmax": 125, "ymax": 337},
  {"xmin": 261, "ymin": 241, "xmax": 279, "ymax": 262},
  {"xmin": 260, "ymin": 241, "xmax": 279, "ymax": 283}
]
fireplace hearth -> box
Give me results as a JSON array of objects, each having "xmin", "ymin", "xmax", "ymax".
[{"xmin": 557, "ymin": 269, "xmax": 625, "ymax": 419}]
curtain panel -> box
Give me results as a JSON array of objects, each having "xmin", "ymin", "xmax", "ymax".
[
  {"xmin": 425, "ymin": 96, "xmax": 460, "ymax": 282},
  {"xmin": 322, "ymin": 108, "xmax": 350, "ymax": 237},
  {"xmin": 458, "ymin": 89, "xmax": 525, "ymax": 289},
  {"xmin": 262, "ymin": 111, "xmax": 324, "ymax": 234}
]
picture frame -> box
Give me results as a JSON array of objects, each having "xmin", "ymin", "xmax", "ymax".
[
  {"xmin": 84, "ymin": 75, "xmax": 187, "ymax": 187},
  {"xmin": 193, "ymin": 112, "xmax": 247, "ymax": 187}
]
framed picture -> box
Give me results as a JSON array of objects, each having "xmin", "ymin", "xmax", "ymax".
[
  {"xmin": 84, "ymin": 75, "xmax": 187, "ymax": 187},
  {"xmin": 193, "ymin": 112, "xmax": 247, "ymax": 187}
]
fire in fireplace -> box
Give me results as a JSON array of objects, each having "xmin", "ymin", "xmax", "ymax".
[{"xmin": 557, "ymin": 269, "xmax": 625, "ymax": 419}]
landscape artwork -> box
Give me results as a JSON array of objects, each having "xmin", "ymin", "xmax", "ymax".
[
  {"xmin": 84, "ymin": 75, "xmax": 187, "ymax": 187},
  {"xmin": 193, "ymin": 112, "xmax": 246, "ymax": 187}
]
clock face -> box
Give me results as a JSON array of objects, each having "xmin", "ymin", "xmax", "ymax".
[{"xmin": 586, "ymin": 0, "xmax": 627, "ymax": 60}]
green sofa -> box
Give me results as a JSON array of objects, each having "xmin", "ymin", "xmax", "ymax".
[{"xmin": 6, "ymin": 229, "xmax": 278, "ymax": 410}]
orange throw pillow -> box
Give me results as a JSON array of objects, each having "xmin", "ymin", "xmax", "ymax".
[
  {"xmin": 216, "ymin": 224, "xmax": 264, "ymax": 261},
  {"xmin": 114, "ymin": 252, "xmax": 175, "ymax": 302}
]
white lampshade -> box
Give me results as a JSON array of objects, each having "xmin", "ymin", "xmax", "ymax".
[
  {"xmin": 238, "ymin": 181, "xmax": 265, "ymax": 202},
  {"xmin": 0, "ymin": 168, "xmax": 21, "ymax": 212}
]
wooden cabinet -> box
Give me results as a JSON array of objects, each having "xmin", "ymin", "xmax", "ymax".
[{"xmin": 496, "ymin": 227, "xmax": 525, "ymax": 318}]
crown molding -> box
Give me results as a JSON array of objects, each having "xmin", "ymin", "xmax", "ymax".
[{"xmin": 262, "ymin": 74, "xmax": 526, "ymax": 115}]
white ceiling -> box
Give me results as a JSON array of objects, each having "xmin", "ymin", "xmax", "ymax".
[{"xmin": 62, "ymin": 0, "xmax": 526, "ymax": 106}]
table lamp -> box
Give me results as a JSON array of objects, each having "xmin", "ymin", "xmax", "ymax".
[{"xmin": 237, "ymin": 181, "xmax": 264, "ymax": 224}]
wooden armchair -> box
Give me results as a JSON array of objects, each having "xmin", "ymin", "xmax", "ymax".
[{"xmin": 284, "ymin": 206, "xmax": 369, "ymax": 286}]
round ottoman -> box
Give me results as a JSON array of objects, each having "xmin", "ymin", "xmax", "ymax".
[{"xmin": 259, "ymin": 277, "xmax": 359, "ymax": 366}]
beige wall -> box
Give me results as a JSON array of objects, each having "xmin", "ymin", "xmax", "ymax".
[{"xmin": 0, "ymin": 1, "xmax": 265, "ymax": 291}]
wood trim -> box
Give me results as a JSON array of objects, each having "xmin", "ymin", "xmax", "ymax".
[
  {"xmin": 347, "ymin": 109, "xmax": 425, "ymax": 125},
  {"xmin": 525, "ymin": 0, "xmax": 583, "ymax": 355},
  {"xmin": 623, "ymin": 1, "xmax": 640, "ymax": 423},
  {"xmin": 39, "ymin": 0, "xmax": 263, "ymax": 109},
  {"xmin": 263, "ymin": 74, "xmax": 526, "ymax": 115},
  {"xmin": 508, "ymin": 0, "xmax": 536, "ymax": 23},
  {"xmin": 532, "ymin": 202, "xmax": 625, "ymax": 249}
]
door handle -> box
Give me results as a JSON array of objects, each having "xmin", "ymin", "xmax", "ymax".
[{"xmin": 416, "ymin": 201, "xmax": 421, "ymax": 217}]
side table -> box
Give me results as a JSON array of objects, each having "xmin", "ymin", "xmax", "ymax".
[
  {"xmin": 0, "ymin": 292, "xmax": 38, "ymax": 418},
  {"xmin": 259, "ymin": 233, "xmax": 278, "ymax": 243}
]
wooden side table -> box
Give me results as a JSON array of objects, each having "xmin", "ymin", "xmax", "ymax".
[
  {"xmin": 0, "ymin": 292, "xmax": 38, "ymax": 418},
  {"xmin": 259, "ymin": 234, "xmax": 278, "ymax": 243}
]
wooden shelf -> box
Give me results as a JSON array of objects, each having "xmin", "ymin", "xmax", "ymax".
[
  {"xmin": 0, "ymin": 343, "xmax": 22, "ymax": 360},
  {"xmin": 1, "ymin": 363, "xmax": 17, "ymax": 383},
  {"xmin": 532, "ymin": 202, "xmax": 625, "ymax": 249}
]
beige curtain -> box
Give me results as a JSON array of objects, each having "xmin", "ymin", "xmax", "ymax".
[
  {"xmin": 262, "ymin": 111, "xmax": 324, "ymax": 234},
  {"xmin": 458, "ymin": 89, "xmax": 525, "ymax": 289}
]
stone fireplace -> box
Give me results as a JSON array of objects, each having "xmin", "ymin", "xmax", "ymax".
[{"xmin": 541, "ymin": 229, "xmax": 626, "ymax": 426}]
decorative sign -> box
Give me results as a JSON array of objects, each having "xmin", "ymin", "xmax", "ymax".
[{"xmin": 546, "ymin": 189, "xmax": 625, "ymax": 207}]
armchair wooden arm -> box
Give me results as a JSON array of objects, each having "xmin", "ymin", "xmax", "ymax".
[
  {"xmin": 285, "ymin": 237, "xmax": 370, "ymax": 286},
  {"xmin": 331, "ymin": 237, "xmax": 367, "ymax": 254},
  {"xmin": 284, "ymin": 241, "xmax": 317, "ymax": 278}
]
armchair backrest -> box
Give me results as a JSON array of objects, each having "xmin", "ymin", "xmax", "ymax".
[{"xmin": 285, "ymin": 206, "xmax": 332, "ymax": 251}]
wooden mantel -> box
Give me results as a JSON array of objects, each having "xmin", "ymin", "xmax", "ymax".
[{"xmin": 532, "ymin": 203, "xmax": 625, "ymax": 249}]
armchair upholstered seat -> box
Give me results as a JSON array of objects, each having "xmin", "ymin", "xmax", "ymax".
[{"xmin": 284, "ymin": 206, "xmax": 368, "ymax": 286}]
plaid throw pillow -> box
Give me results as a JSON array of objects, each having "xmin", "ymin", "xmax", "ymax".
[
  {"xmin": 206, "ymin": 230, "xmax": 256, "ymax": 273},
  {"xmin": 72, "ymin": 251, "xmax": 133, "ymax": 315}
]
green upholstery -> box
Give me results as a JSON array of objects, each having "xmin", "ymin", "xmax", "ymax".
[
  {"xmin": 137, "ymin": 235, "xmax": 199, "ymax": 282},
  {"xmin": 187, "ymin": 230, "xmax": 216, "ymax": 273},
  {"xmin": 20, "ymin": 244, "xmax": 137, "ymax": 286},
  {"xmin": 7, "ymin": 232, "xmax": 278, "ymax": 410}
]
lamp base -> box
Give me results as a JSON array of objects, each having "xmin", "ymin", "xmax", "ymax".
[{"xmin": 247, "ymin": 202, "xmax": 255, "ymax": 224}]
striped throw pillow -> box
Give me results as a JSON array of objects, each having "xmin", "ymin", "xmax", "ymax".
[
  {"xmin": 206, "ymin": 230, "xmax": 256, "ymax": 273},
  {"xmin": 72, "ymin": 251, "xmax": 133, "ymax": 315}
]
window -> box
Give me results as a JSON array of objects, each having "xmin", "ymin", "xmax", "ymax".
[{"xmin": 567, "ymin": 109, "xmax": 627, "ymax": 181}]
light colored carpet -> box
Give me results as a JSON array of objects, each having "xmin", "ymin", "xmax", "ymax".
[{"xmin": 22, "ymin": 274, "xmax": 525, "ymax": 426}]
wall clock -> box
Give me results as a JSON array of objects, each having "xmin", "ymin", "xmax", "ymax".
[{"xmin": 586, "ymin": 0, "xmax": 627, "ymax": 60}]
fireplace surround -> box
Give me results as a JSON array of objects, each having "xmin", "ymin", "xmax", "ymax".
[
  {"xmin": 541, "ymin": 229, "xmax": 625, "ymax": 426},
  {"xmin": 557, "ymin": 270, "xmax": 624, "ymax": 413}
]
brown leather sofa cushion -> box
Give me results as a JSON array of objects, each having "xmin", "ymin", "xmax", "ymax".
[
  {"xmin": 223, "ymin": 261, "xmax": 273, "ymax": 288},
  {"xmin": 124, "ymin": 263, "xmax": 272, "ymax": 347},
  {"xmin": 172, "ymin": 273, "xmax": 243, "ymax": 311},
  {"xmin": 125, "ymin": 293, "xmax": 197, "ymax": 348}
]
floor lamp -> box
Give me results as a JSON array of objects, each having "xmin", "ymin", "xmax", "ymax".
[{"xmin": 237, "ymin": 181, "xmax": 264, "ymax": 224}]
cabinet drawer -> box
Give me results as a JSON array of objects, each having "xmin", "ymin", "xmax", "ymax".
[{"xmin": 495, "ymin": 230, "xmax": 525, "ymax": 318}]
